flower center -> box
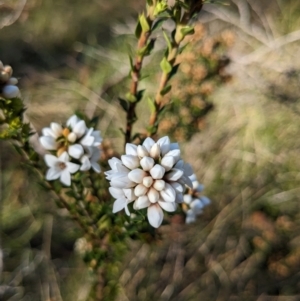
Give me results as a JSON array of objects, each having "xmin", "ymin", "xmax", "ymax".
[{"xmin": 58, "ymin": 162, "xmax": 67, "ymax": 170}]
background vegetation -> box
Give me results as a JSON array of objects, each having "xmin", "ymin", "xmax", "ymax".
[{"xmin": 1, "ymin": 0, "xmax": 300, "ymax": 300}]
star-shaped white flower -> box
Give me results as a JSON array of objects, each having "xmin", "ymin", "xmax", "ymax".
[
  {"xmin": 45, "ymin": 152, "xmax": 80, "ymax": 186},
  {"xmin": 183, "ymin": 174, "xmax": 211, "ymax": 224},
  {"xmin": 39, "ymin": 115, "xmax": 102, "ymax": 173}
]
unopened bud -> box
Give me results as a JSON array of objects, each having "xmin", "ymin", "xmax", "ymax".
[
  {"xmin": 68, "ymin": 132, "xmax": 77, "ymax": 143},
  {"xmin": 57, "ymin": 146, "xmax": 67, "ymax": 157},
  {"xmin": 2, "ymin": 85, "xmax": 19, "ymax": 99},
  {"xmin": 3, "ymin": 66, "xmax": 13, "ymax": 77},
  {"xmin": 7, "ymin": 77, "xmax": 18, "ymax": 85},
  {"xmin": 62, "ymin": 128, "xmax": 70, "ymax": 137},
  {"xmin": 0, "ymin": 71, "xmax": 9, "ymax": 83}
]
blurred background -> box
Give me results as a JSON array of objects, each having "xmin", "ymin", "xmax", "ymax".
[{"xmin": 1, "ymin": 0, "xmax": 300, "ymax": 300}]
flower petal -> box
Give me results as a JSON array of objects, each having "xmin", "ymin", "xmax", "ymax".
[
  {"xmin": 58, "ymin": 151, "xmax": 69, "ymax": 162},
  {"xmin": 160, "ymin": 183, "xmax": 176, "ymax": 202},
  {"xmin": 143, "ymin": 137, "xmax": 155, "ymax": 152},
  {"xmin": 160, "ymin": 156, "xmax": 175, "ymax": 171},
  {"xmin": 50, "ymin": 123, "xmax": 63, "ymax": 137},
  {"xmin": 164, "ymin": 168, "xmax": 184, "ymax": 181},
  {"xmin": 46, "ymin": 167, "xmax": 61, "ymax": 181},
  {"xmin": 128, "ymin": 169, "xmax": 147, "ymax": 184},
  {"xmin": 157, "ymin": 136, "xmax": 170, "ymax": 156},
  {"xmin": 184, "ymin": 163, "xmax": 193, "ymax": 176},
  {"xmin": 91, "ymin": 162, "xmax": 101, "ymax": 173},
  {"xmin": 44, "ymin": 154, "xmax": 58, "ymax": 168},
  {"xmin": 158, "ymin": 200, "xmax": 177, "ymax": 212},
  {"xmin": 147, "ymin": 204, "xmax": 163, "ymax": 228},
  {"xmin": 150, "ymin": 143, "xmax": 160, "ymax": 159},
  {"xmin": 73, "ymin": 120, "xmax": 86, "ymax": 138},
  {"xmin": 113, "ymin": 198, "xmax": 127, "ymax": 213},
  {"xmin": 123, "ymin": 188, "xmax": 136, "ymax": 201},
  {"xmin": 121, "ymin": 155, "xmax": 140, "ymax": 170},
  {"xmin": 66, "ymin": 162, "xmax": 80, "ymax": 174},
  {"xmin": 183, "ymin": 194, "xmax": 193, "ymax": 204},
  {"xmin": 200, "ymin": 196, "xmax": 211, "ymax": 206},
  {"xmin": 80, "ymin": 128, "xmax": 94, "ymax": 146},
  {"xmin": 60, "ymin": 169, "xmax": 71, "ymax": 186},
  {"xmin": 40, "ymin": 136, "xmax": 57, "ymax": 150},
  {"xmin": 137, "ymin": 145, "xmax": 149, "ymax": 158},
  {"xmin": 133, "ymin": 196, "xmax": 151, "ymax": 210},
  {"xmin": 125, "ymin": 143, "xmax": 138, "ymax": 156},
  {"xmin": 67, "ymin": 115, "xmax": 80, "ymax": 128},
  {"xmin": 80, "ymin": 155, "xmax": 91, "ymax": 171},
  {"xmin": 68, "ymin": 144, "xmax": 84, "ymax": 159},
  {"xmin": 109, "ymin": 187, "xmax": 124, "ymax": 199},
  {"xmin": 164, "ymin": 149, "xmax": 181, "ymax": 162}
]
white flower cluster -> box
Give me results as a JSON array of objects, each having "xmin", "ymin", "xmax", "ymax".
[
  {"xmin": 105, "ymin": 136, "xmax": 194, "ymax": 228},
  {"xmin": 40, "ymin": 115, "xmax": 102, "ymax": 186},
  {"xmin": 0, "ymin": 61, "xmax": 20, "ymax": 99},
  {"xmin": 183, "ymin": 174, "xmax": 210, "ymax": 224}
]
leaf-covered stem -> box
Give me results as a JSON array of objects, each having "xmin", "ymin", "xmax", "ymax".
[{"xmin": 125, "ymin": 19, "xmax": 153, "ymax": 145}]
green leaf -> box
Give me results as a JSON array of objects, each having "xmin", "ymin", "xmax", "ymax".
[
  {"xmin": 136, "ymin": 89, "xmax": 145, "ymax": 102},
  {"xmin": 163, "ymin": 30, "xmax": 173, "ymax": 53},
  {"xmin": 126, "ymin": 92, "xmax": 137, "ymax": 103},
  {"xmin": 118, "ymin": 97, "xmax": 129, "ymax": 111},
  {"xmin": 137, "ymin": 38, "xmax": 156, "ymax": 56},
  {"xmin": 160, "ymin": 57, "xmax": 172, "ymax": 74},
  {"xmin": 152, "ymin": 17, "xmax": 169, "ymax": 32},
  {"xmin": 169, "ymin": 64, "xmax": 180, "ymax": 79},
  {"xmin": 147, "ymin": 97, "xmax": 156, "ymax": 113},
  {"xmin": 160, "ymin": 85, "xmax": 172, "ymax": 96},
  {"xmin": 139, "ymin": 13, "xmax": 150, "ymax": 33},
  {"xmin": 180, "ymin": 26, "xmax": 195, "ymax": 37},
  {"xmin": 128, "ymin": 55, "xmax": 134, "ymax": 71},
  {"xmin": 135, "ymin": 19, "xmax": 142, "ymax": 39},
  {"xmin": 146, "ymin": 0, "xmax": 153, "ymax": 5}
]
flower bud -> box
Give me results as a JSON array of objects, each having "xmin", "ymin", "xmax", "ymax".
[
  {"xmin": 68, "ymin": 132, "xmax": 77, "ymax": 143},
  {"xmin": 150, "ymin": 164, "xmax": 165, "ymax": 179},
  {"xmin": 7, "ymin": 77, "xmax": 18, "ymax": 85},
  {"xmin": 2, "ymin": 85, "xmax": 19, "ymax": 99},
  {"xmin": 57, "ymin": 146, "xmax": 67, "ymax": 157},
  {"xmin": 140, "ymin": 156, "xmax": 154, "ymax": 171},
  {"xmin": 134, "ymin": 184, "xmax": 148, "ymax": 197},
  {"xmin": 143, "ymin": 176, "xmax": 153, "ymax": 188},
  {"xmin": 62, "ymin": 128, "xmax": 70, "ymax": 137},
  {"xmin": 153, "ymin": 179, "xmax": 165, "ymax": 191},
  {"xmin": 3, "ymin": 66, "xmax": 13, "ymax": 77},
  {"xmin": 0, "ymin": 71, "xmax": 9, "ymax": 83},
  {"xmin": 150, "ymin": 143, "xmax": 160, "ymax": 159},
  {"xmin": 128, "ymin": 169, "xmax": 147, "ymax": 184},
  {"xmin": 137, "ymin": 145, "xmax": 149, "ymax": 158},
  {"xmin": 148, "ymin": 187, "xmax": 159, "ymax": 203},
  {"xmin": 160, "ymin": 156, "xmax": 175, "ymax": 171},
  {"xmin": 121, "ymin": 155, "xmax": 140, "ymax": 170}
]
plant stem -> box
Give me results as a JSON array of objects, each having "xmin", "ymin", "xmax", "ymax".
[{"xmin": 125, "ymin": 23, "xmax": 152, "ymax": 145}]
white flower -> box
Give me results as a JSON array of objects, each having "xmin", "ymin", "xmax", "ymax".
[
  {"xmin": 105, "ymin": 136, "xmax": 193, "ymax": 228},
  {"xmin": 80, "ymin": 147, "xmax": 101, "ymax": 173},
  {"xmin": 44, "ymin": 151, "xmax": 80, "ymax": 186},
  {"xmin": 0, "ymin": 62, "xmax": 20, "ymax": 99},
  {"xmin": 183, "ymin": 173, "xmax": 211, "ymax": 224},
  {"xmin": 39, "ymin": 115, "xmax": 102, "ymax": 173}
]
